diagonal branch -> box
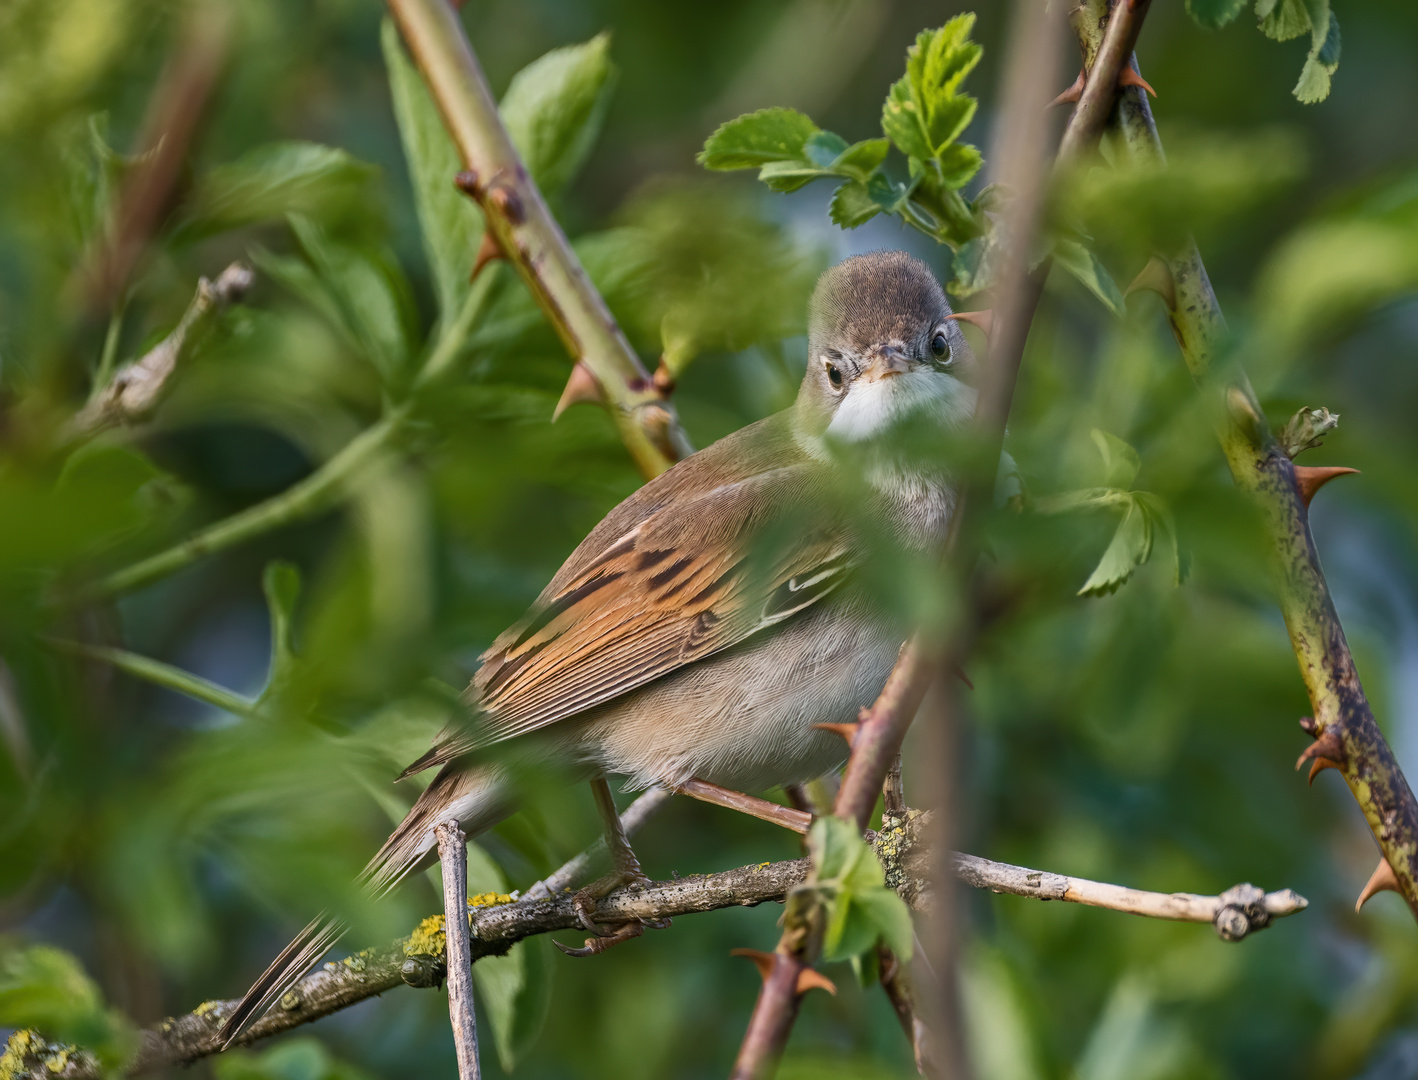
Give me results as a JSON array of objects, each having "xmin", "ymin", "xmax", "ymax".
[
  {"xmin": 0, "ymin": 837, "xmax": 1304, "ymax": 1080},
  {"xmin": 1068, "ymin": 0, "xmax": 1418, "ymax": 923},
  {"xmin": 385, "ymin": 0, "xmax": 692, "ymax": 479}
]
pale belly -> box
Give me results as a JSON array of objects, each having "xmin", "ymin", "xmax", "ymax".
[{"xmin": 568, "ymin": 596, "xmax": 906, "ymax": 793}]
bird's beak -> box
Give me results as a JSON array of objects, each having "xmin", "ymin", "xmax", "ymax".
[{"xmin": 861, "ymin": 347, "xmax": 911, "ymax": 383}]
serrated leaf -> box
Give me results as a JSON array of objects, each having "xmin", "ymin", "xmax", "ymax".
[
  {"xmin": 1187, "ymin": 0, "xmax": 1248, "ymax": 28},
  {"xmin": 1091, "ymin": 429, "xmax": 1141, "ymax": 490},
  {"xmin": 934, "ymin": 142, "xmax": 984, "ymax": 189},
  {"xmin": 1293, "ymin": 12, "xmax": 1340, "ymax": 103},
  {"xmin": 1258, "ymin": 0, "xmax": 1312, "ymax": 41},
  {"xmin": 882, "ymin": 77, "xmax": 933, "ymax": 162},
  {"xmin": 830, "ymin": 180, "xmax": 883, "ymax": 228},
  {"xmin": 823, "ymin": 894, "xmax": 882, "ymax": 962},
  {"xmin": 830, "ymin": 138, "xmax": 889, "ymax": 180},
  {"xmin": 881, "ymin": 15, "xmax": 982, "ymax": 182},
  {"xmin": 1053, "ymin": 238, "xmax": 1126, "ymax": 316},
  {"xmin": 382, "ymin": 19, "xmax": 482, "ymax": 320},
  {"xmin": 757, "ymin": 159, "xmax": 830, "ymax": 193},
  {"xmin": 500, "ymin": 32, "xmax": 617, "ymax": 197},
  {"xmin": 851, "ymin": 886, "xmax": 915, "ymax": 959},
  {"xmin": 804, "ymin": 130, "xmax": 850, "ymax": 168},
  {"xmin": 181, "ymin": 142, "xmax": 379, "ymax": 242},
  {"xmin": 698, "ymin": 107, "xmax": 820, "ymax": 169},
  {"xmin": 1079, "ymin": 497, "xmax": 1152, "ymax": 596}
]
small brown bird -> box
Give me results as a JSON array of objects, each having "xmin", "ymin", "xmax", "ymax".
[{"xmin": 221, "ymin": 249, "xmax": 976, "ymax": 1041}]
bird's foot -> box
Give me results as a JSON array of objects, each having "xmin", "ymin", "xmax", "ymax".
[{"xmin": 556, "ymin": 867, "xmax": 670, "ymax": 956}]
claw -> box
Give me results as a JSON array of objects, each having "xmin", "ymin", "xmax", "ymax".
[
  {"xmin": 1295, "ymin": 727, "xmax": 1346, "ymax": 786},
  {"xmin": 1048, "ymin": 70, "xmax": 1086, "ymax": 108},
  {"xmin": 1356, "ymin": 856, "xmax": 1402, "ymax": 913},
  {"xmin": 1293, "ymin": 465, "xmax": 1359, "ymax": 507},
  {"xmin": 947, "ymin": 309, "xmax": 994, "ymax": 339},
  {"xmin": 813, "ymin": 722, "xmax": 859, "ymax": 748},
  {"xmin": 1125, "ymin": 255, "xmax": 1177, "ymax": 310},
  {"xmin": 730, "ymin": 949, "xmax": 837, "ymax": 996},
  {"xmin": 555, "ymin": 920, "xmax": 648, "ymax": 957},
  {"xmin": 554, "ymin": 361, "xmax": 605, "ymax": 420}
]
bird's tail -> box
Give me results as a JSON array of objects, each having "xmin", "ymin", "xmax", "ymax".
[{"xmin": 218, "ymin": 761, "xmax": 513, "ymax": 1047}]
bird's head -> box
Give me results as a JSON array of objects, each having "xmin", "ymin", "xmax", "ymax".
[{"xmin": 795, "ymin": 250, "xmax": 976, "ymax": 446}]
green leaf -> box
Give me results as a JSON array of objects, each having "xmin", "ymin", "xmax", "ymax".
[
  {"xmin": 823, "ymin": 893, "xmax": 883, "ymax": 962},
  {"xmin": 261, "ymin": 561, "xmax": 301, "ymax": 699},
  {"xmin": 181, "ymin": 142, "xmax": 378, "ymax": 240},
  {"xmin": 1091, "ymin": 429, "xmax": 1141, "ymax": 490},
  {"xmin": 830, "ymin": 138, "xmax": 889, "ymax": 180},
  {"xmin": 214, "ymin": 1037, "xmax": 375, "ymax": 1080},
  {"xmin": 804, "ymin": 130, "xmax": 850, "ymax": 168},
  {"xmin": 500, "ymin": 32, "xmax": 617, "ymax": 197},
  {"xmin": 286, "ymin": 214, "xmax": 418, "ymax": 385},
  {"xmin": 830, "ymin": 180, "xmax": 883, "ymax": 228},
  {"xmin": 1257, "ymin": 0, "xmax": 1315, "ymax": 41},
  {"xmin": 1052, "ymin": 238, "xmax": 1126, "ymax": 316},
  {"xmin": 851, "ymin": 886, "xmax": 915, "ymax": 959},
  {"xmin": 934, "ymin": 142, "xmax": 984, "ymax": 189},
  {"xmin": 0, "ymin": 943, "xmax": 137, "ymax": 1069},
  {"xmin": 881, "ymin": 15, "xmax": 982, "ymax": 181},
  {"xmin": 757, "ymin": 159, "xmax": 831, "ymax": 193},
  {"xmin": 1294, "ymin": 12, "xmax": 1340, "ymax": 103},
  {"xmin": 809, "ymin": 816, "xmax": 871, "ymax": 886},
  {"xmin": 1079, "ymin": 497, "xmax": 1152, "ymax": 596},
  {"xmin": 1187, "ymin": 0, "xmax": 1248, "ymax": 28},
  {"xmin": 698, "ymin": 106, "xmax": 820, "ymax": 169},
  {"xmin": 382, "ymin": 19, "xmax": 482, "ymax": 320}
]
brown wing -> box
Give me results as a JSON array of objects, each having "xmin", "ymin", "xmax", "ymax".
[{"xmin": 470, "ymin": 463, "xmax": 851, "ymax": 744}]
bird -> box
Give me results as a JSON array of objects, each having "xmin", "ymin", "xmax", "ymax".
[{"xmin": 219, "ymin": 248, "xmax": 976, "ymax": 1043}]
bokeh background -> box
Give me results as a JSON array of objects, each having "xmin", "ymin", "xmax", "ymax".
[{"xmin": 4, "ymin": 0, "xmax": 1418, "ymax": 1077}]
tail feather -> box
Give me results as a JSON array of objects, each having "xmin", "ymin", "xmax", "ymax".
[
  {"xmin": 218, "ymin": 762, "xmax": 513, "ymax": 1045},
  {"xmin": 218, "ymin": 914, "xmax": 347, "ymax": 1047}
]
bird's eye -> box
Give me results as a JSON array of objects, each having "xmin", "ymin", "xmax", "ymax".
[
  {"xmin": 824, "ymin": 359, "xmax": 843, "ymax": 389},
  {"xmin": 930, "ymin": 330, "xmax": 950, "ymax": 360}
]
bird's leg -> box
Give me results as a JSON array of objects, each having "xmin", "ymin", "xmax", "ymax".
[
  {"xmin": 675, "ymin": 777, "xmax": 812, "ymax": 834},
  {"xmin": 556, "ymin": 778, "xmax": 669, "ymax": 955}
]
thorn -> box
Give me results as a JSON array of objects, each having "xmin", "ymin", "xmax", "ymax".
[
  {"xmin": 1124, "ymin": 256, "xmax": 1177, "ymax": 310},
  {"xmin": 469, "ymin": 231, "xmax": 502, "ymax": 281},
  {"xmin": 954, "ymin": 664, "xmax": 974, "ymax": 691},
  {"xmin": 729, "ymin": 950, "xmax": 836, "ymax": 996},
  {"xmin": 453, "ymin": 170, "xmax": 481, "ymax": 197},
  {"xmin": 947, "ymin": 309, "xmax": 994, "ymax": 338},
  {"xmin": 1356, "ymin": 856, "xmax": 1402, "ymax": 912},
  {"xmin": 795, "ymin": 968, "xmax": 837, "ymax": 996},
  {"xmin": 813, "ymin": 722, "xmax": 859, "ymax": 748},
  {"xmin": 553, "ymin": 362, "xmax": 605, "ymax": 420},
  {"xmin": 1293, "ymin": 465, "xmax": 1359, "ymax": 507},
  {"xmin": 1049, "ymin": 70, "xmax": 1085, "ymax": 108},
  {"xmin": 1118, "ymin": 67, "xmax": 1157, "ymax": 97},
  {"xmin": 1295, "ymin": 727, "xmax": 1346, "ymax": 786},
  {"xmin": 731, "ymin": 948, "xmax": 775, "ymax": 982}
]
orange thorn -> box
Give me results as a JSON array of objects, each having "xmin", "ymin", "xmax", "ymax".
[
  {"xmin": 947, "ymin": 309, "xmax": 994, "ymax": 338},
  {"xmin": 729, "ymin": 949, "xmax": 836, "ymax": 997},
  {"xmin": 1356, "ymin": 856, "xmax": 1402, "ymax": 912},
  {"xmin": 1048, "ymin": 70, "xmax": 1085, "ymax": 108},
  {"xmin": 1295, "ymin": 728, "xmax": 1346, "ymax": 786},
  {"xmin": 1118, "ymin": 67, "xmax": 1157, "ymax": 97},
  {"xmin": 795, "ymin": 968, "xmax": 837, "ymax": 997},
  {"xmin": 469, "ymin": 231, "xmax": 502, "ymax": 281},
  {"xmin": 813, "ymin": 722, "xmax": 860, "ymax": 748},
  {"xmin": 731, "ymin": 948, "xmax": 776, "ymax": 982},
  {"xmin": 1124, "ymin": 255, "xmax": 1177, "ymax": 310},
  {"xmin": 553, "ymin": 361, "xmax": 605, "ymax": 420},
  {"xmin": 1293, "ymin": 465, "xmax": 1359, "ymax": 508}
]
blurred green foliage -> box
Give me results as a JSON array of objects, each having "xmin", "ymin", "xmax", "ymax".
[{"xmin": 1, "ymin": 1, "xmax": 1418, "ymax": 1078}]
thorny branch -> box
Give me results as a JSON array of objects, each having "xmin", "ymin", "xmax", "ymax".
[
  {"xmin": 1068, "ymin": 0, "xmax": 1418, "ymax": 921},
  {"xmin": 384, "ymin": 0, "xmax": 693, "ymax": 479},
  {"xmin": 0, "ymin": 829, "xmax": 1305, "ymax": 1080}
]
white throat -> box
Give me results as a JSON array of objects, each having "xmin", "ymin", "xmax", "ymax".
[{"xmin": 824, "ymin": 368, "xmax": 974, "ymax": 443}]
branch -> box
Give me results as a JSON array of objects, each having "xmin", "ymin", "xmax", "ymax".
[
  {"xmin": 434, "ymin": 822, "xmax": 482, "ymax": 1080},
  {"xmin": 385, "ymin": 0, "xmax": 693, "ymax": 479},
  {"xmin": 71, "ymin": 263, "xmax": 254, "ymax": 438},
  {"xmin": 0, "ymin": 830, "xmax": 1305, "ymax": 1080},
  {"xmin": 1069, "ymin": 0, "xmax": 1418, "ymax": 923}
]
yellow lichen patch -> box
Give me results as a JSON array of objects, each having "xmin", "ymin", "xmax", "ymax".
[
  {"xmin": 193, "ymin": 1000, "xmax": 224, "ymax": 1019},
  {"xmin": 467, "ymin": 892, "xmax": 514, "ymax": 909},
  {"xmin": 758, "ymin": 862, "xmax": 770, "ymax": 870},
  {"xmin": 405, "ymin": 914, "xmax": 447, "ymax": 957},
  {"xmin": 0, "ymin": 1031, "xmax": 78, "ymax": 1080},
  {"xmin": 44, "ymin": 1046, "xmax": 71, "ymax": 1072}
]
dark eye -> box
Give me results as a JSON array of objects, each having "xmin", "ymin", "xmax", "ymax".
[
  {"xmin": 930, "ymin": 330, "xmax": 950, "ymax": 359},
  {"xmin": 825, "ymin": 360, "xmax": 843, "ymax": 389}
]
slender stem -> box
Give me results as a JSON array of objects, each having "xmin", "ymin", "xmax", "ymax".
[
  {"xmin": 46, "ymin": 640, "xmax": 255, "ymax": 718},
  {"xmin": 384, "ymin": 0, "xmax": 692, "ymax": 479},
  {"xmin": 1069, "ymin": 0, "xmax": 1418, "ymax": 923},
  {"xmin": 86, "ymin": 407, "xmax": 408, "ymax": 600},
  {"xmin": 414, "ymin": 261, "xmax": 501, "ymax": 390},
  {"xmin": 434, "ymin": 821, "xmax": 481, "ymax": 1080},
  {"xmin": 90, "ymin": 302, "xmax": 128, "ymax": 402},
  {"xmin": 522, "ymin": 786, "xmax": 672, "ymax": 901}
]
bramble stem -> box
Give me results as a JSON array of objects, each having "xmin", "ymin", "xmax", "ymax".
[{"xmin": 1068, "ymin": 0, "xmax": 1418, "ymax": 923}]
